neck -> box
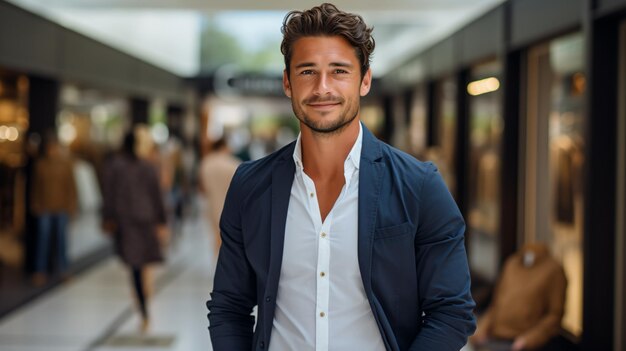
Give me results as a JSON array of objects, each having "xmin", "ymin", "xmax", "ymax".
[{"xmin": 300, "ymin": 119, "xmax": 359, "ymax": 180}]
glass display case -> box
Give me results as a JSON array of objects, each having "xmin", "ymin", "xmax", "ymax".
[
  {"xmin": 467, "ymin": 60, "xmax": 503, "ymax": 282},
  {"xmin": 525, "ymin": 32, "xmax": 585, "ymax": 337}
]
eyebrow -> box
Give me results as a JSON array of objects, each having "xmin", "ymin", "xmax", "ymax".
[{"xmin": 294, "ymin": 62, "xmax": 354, "ymax": 69}]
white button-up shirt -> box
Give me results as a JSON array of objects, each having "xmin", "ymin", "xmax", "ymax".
[{"xmin": 269, "ymin": 124, "xmax": 385, "ymax": 351}]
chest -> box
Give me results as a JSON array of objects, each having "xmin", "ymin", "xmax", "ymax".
[{"xmin": 281, "ymin": 173, "xmax": 360, "ymax": 279}]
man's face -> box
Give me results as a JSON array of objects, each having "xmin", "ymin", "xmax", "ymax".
[{"xmin": 283, "ymin": 36, "xmax": 372, "ymax": 135}]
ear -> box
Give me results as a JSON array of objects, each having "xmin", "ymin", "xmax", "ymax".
[
  {"xmin": 360, "ymin": 68, "xmax": 372, "ymax": 96},
  {"xmin": 283, "ymin": 70, "xmax": 292, "ymax": 98}
]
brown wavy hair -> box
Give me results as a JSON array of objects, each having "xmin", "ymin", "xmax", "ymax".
[{"xmin": 281, "ymin": 3, "xmax": 375, "ymax": 79}]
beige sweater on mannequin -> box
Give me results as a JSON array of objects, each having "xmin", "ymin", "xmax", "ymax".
[{"xmin": 472, "ymin": 243, "xmax": 567, "ymax": 350}]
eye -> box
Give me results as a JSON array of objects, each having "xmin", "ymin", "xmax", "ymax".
[
  {"xmin": 299, "ymin": 70, "xmax": 315, "ymax": 75},
  {"xmin": 333, "ymin": 69, "xmax": 349, "ymax": 74}
]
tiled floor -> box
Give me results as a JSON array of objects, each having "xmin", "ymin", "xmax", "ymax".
[{"xmin": 0, "ymin": 212, "xmax": 216, "ymax": 351}]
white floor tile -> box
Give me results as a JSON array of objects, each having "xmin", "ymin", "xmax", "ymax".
[{"xmin": 0, "ymin": 213, "xmax": 216, "ymax": 351}]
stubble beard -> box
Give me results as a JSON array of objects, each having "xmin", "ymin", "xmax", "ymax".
[{"xmin": 292, "ymin": 96, "xmax": 360, "ymax": 137}]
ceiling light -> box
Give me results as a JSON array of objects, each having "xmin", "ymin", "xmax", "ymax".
[{"xmin": 467, "ymin": 77, "xmax": 500, "ymax": 96}]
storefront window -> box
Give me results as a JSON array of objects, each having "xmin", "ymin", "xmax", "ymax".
[
  {"xmin": 0, "ymin": 72, "xmax": 29, "ymax": 269},
  {"xmin": 57, "ymin": 84, "xmax": 129, "ymax": 260},
  {"xmin": 525, "ymin": 33, "xmax": 585, "ymax": 337},
  {"xmin": 467, "ymin": 60, "xmax": 503, "ymax": 282}
]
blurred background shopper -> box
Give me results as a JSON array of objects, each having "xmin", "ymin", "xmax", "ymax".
[
  {"xmin": 102, "ymin": 130, "xmax": 167, "ymax": 332},
  {"xmin": 198, "ymin": 137, "xmax": 240, "ymax": 254},
  {"xmin": 30, "ymin": 132, "xmax": 77, "ymax": 286}
]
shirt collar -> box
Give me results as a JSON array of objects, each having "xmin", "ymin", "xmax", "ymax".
[{"xmin": 292, "ymin": 122, "xmax": 363, "ymax": 171}]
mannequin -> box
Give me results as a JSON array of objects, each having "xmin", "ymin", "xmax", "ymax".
[{"xmin": 471, "ymin": 243, "xmax": 567, "ymax": 350}]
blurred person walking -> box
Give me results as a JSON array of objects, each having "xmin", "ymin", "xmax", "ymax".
[
  {"xmin": 199, "ymin": 138, "xmax": 240, "ymax": 255},
  {"xmin": 30, "ymin": 133, "xmax": 77, "ymax": 286},
  {"xmin": 102, "ymin": 131, "xmax": 167, "ymax": 332}
]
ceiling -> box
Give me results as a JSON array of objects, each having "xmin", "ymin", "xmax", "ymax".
[{"xmin": 7, "ymin": 0, "xmax": 506, "ymax": 77}]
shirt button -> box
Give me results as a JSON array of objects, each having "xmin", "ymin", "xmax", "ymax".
[
  {"xmin": 320, "ymin": 272, "xmax": 325, "ymax": 277},
  {"xmin": 321, "ymin": 232, "xmax": 326, "ymax": 238},
  {"xmin": 260, "ymin": 341, "xmax": 265, "ymax": 349},
  {"xmin": 310, "ymin": 192, "xmax": 314, "ymax": 198},
  {"xmin": 320, "ymin": 312, "xmax": 325, "ymax": 317},
  {"xmin": 265, "ymin": 297, "xmax": 271, "ymax": 302}
]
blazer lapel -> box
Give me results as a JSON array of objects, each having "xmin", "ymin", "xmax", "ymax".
[
  {"xmin": 267, "ymin": 145, "xmax": 295, "ymax": 302},
  {"xmin": 358, "ymin": 125, "xmax": 384, "ymax": 295}
]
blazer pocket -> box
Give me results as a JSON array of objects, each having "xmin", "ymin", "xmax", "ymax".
[{"xmin": 374, "ymin": 221, "xmax": 413, "ymax": 240}]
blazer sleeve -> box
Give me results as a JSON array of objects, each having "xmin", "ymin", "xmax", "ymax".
[
  {"xmin": 207, "ymin": 165, "xmax": 257, "ymax": 351},
  {"xmin": 409, "ymin": 163, "xmax": 477, "ymax": 350}
]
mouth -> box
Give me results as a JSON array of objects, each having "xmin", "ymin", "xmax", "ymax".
[{"xmin": 306, "ymin": 102, "xmax": 341, "ymax": 111}]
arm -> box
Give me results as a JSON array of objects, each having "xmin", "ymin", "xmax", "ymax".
[
  {"xmin": 470, "ymin": 262, "xmax": 512, "ymax": 347},
  {"xmin": 30, "ymin": 161, "xmax": 42, "ymax": 215},
  {"xmin": 100, "ymin": 160, "xmax": 116, "ymax": 233},
  {"xmin": 67, "ymin": 160, "xmax": 78, "ymax": 215},
  {"xmin": 409, "ymin": 163, "xmax": 476, "ymax": 351},
  {"xmin": 197, "ymin": 158, "xmax": 208, "ymax": 196},
  {"xmin": 207, "ymin": 166, "xmax": 257, "ymax": 351},
  {"xmin": 148, "ymin": 165, "xmax": 167, "ymax": 226},
  {"xmin": 471, "ymin": 306, "xmax": 494, "ymax": 345}
]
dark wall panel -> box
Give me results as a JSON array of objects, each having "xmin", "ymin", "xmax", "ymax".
[
  {"xmin": 136, "ymin": 64, "xmax": 183, "ymax": 100},
  {"xmin": 582, "ymin": 13, "xmax": 618, "ymax": 350},
  {"xmin": 510, "ymin": 0, "xmax": 582, "ymax": 49},
  {"xmin": 0, "ymin": 2, "xmax": 61, "ymax": 76},
  {"xmin": 430, "ymin": 37, "xmax": 456, "ymax": 77},
  {"xmin": 598, "ymin": 0, "xmax": 626, "ymax": 14},
  {"xmin": 28, "ymin": 76, "xmax": 59, "ymax": 135},
  {"xmin": 460, "ymin": 7, "xmax": 505, "ymax": 66},
  {"xmin": 60, "ymin": 31, "xmax": 135, "ymax": 91}
]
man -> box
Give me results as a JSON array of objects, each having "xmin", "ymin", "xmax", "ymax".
[{"xmin": 207, "ymin": 3, "xmax": 476, "ymax": 350}]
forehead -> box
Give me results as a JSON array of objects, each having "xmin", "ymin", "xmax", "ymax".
[{"xmin": 290, "ymin": 36, "xmax": 359, "ymax": 65}]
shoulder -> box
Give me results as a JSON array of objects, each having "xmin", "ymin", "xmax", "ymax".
[
  {"xmin": 376, "ymin": 139, "xmax": 437, "ymax": 182},
  {"xmin": 230, "ymin": 141, "xmax": 295, "ymax": 191}
]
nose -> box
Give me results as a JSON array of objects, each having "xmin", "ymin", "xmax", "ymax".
[{"xmin": 313, "ymin": 72, "xmax": 331, "ymax": 96}]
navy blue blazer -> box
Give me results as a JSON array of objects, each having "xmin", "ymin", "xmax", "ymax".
[{"xmin": 207, "ymin": 125, "xmax": 476, "ymax": 351}]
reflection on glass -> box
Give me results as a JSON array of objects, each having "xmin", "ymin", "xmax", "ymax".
[
  {"xmin": 426, "ymin": 77, "xmax": 457, "ymax": 196},
  {"xmin": 467, "ymin": 61, "xmax": 503, "ymax": 282},
  {"xmin": 525, "ymin": 33, "xmax": 585, "ymax": 337},
  {"xmin": 57, "ymin": 85, "xmax": 129, "ymax": 261}
]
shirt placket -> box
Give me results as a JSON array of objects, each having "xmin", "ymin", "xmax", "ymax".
[{"xmin": 301, "ymin": 172, "xmax": 331, "ymax": 351}]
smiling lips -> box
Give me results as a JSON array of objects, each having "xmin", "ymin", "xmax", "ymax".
[
  {"xmin": 305, "ymin": 98, "xmax": 343, "ymax": 110},
  {"xmin": 308, "ymin": 102, "xmax": 340, "ymax": 110}
]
